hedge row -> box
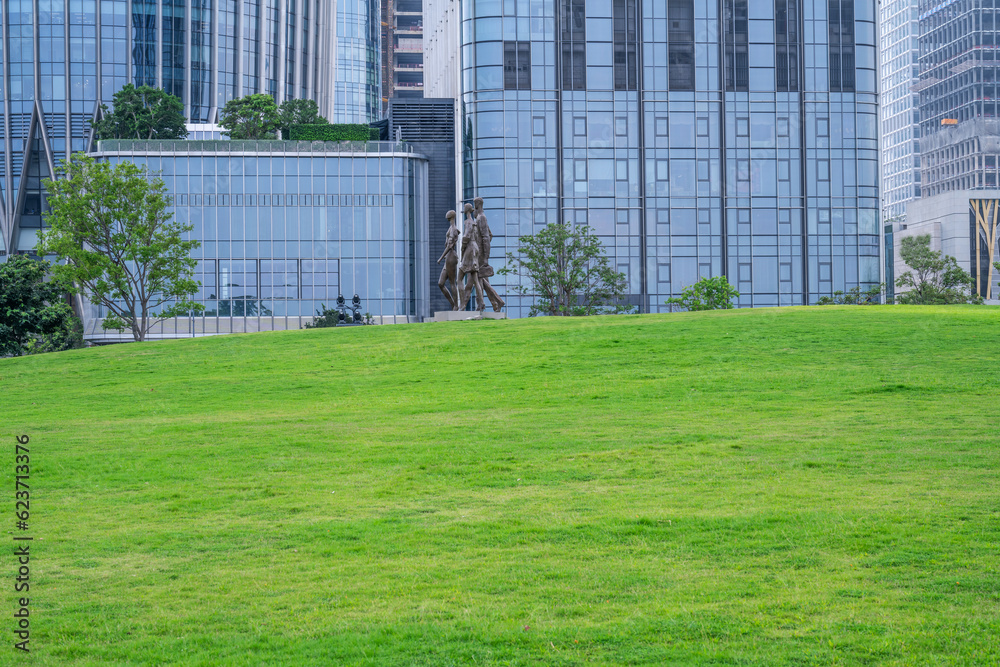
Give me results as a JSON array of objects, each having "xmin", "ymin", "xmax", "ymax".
[{"xmin": 288, "ymin": 124, "xmax": 381, "ymax": 142}]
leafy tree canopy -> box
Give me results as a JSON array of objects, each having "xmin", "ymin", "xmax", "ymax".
[
  {"xmin": 278, "ymin": 99, "xmax": 328, "ymax": 138},
  {"xmin": 38, "ymin": 154, "xmax": 204, "ymax": 342},
  {"xmin": 498, "ymin": 222, "xmax": 633, "ymax": 316},
  {"xmin": 91, "ymin": 84, "xmax": 188, "ymax": 141},
  {"xmin": 0, "ymin": 255, "xmax": 82, "ymax": 356},
  {"xmin": 667, "ymin": 275, "xmax": 740, "ymax": 311},
  {"xmin": 219, "ymin": 94, "xmax": 281, "ymax": 140},
  {"xmin": 895, "ymin": 235, "xmax": 980, "ymax": 305}
]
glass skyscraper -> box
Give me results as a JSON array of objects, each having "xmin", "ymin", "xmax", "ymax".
[
  {"xmin": 0, "ymin": 0, "xmax": 380, "ymax": 258},
  {"xmin": 880, "ymin": 0, "xmax": 921, "ymax": 222},
  {"xmin": 918, "ymin": 0, "xmax": 1000, "ymax": 196},
  {"xmin": 337, "ymin": 0, "xmax": 383, "ymax": 123},
  {"xmin": 462, "ymin": 0, "xmax": 881, "ymax": 314}
]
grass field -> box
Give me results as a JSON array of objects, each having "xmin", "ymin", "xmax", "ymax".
[{"xmin": 2, "ymin": 306, "xmax": 999, "ymax": 665}]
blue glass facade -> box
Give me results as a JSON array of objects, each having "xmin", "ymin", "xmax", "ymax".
[
  {"xmin": 84, "ymin": 141, "xmax": 428, "ymax": 339},
  {"xmin": 0, "ymin": 0, "xmax": 380, "ymax": 259},
  {"xmin": 462, "ymin": 0, "xmax": 882, "ymax": 314},
  {"xmin": 336, "ymin": 0, "xmax": 382, "ymax": 123}
]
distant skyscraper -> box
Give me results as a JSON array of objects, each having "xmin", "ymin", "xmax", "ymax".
[
  {"xmin": 880, "ymin": 0, "xmax": 921, "ymax": 222},
  {"xmin": 337, "ymin": 0, "xmax": 383, "ymax": 122},
  {"xmin": 918, "ymin": 0, "xmax": 1000, "ymax": 196},
  {"xmin": 423, "ymin": 0, "xmax": 459, "ymax": 99},
  {"xmin": 0, "ymin": 0, "xmax": 379, "ymax": 258},
  {"xmin": 888, "ymin": 0, "xmax": 1000, "ymax": 303},
  {"xmin": 462, "ymin": 0, "xmax": 882, "ymax": 314},
  {"xmin": 381, "ymin": 0, "xmax": 425, "ymax": 112}
]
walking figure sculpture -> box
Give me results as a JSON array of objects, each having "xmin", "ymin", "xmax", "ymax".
[
  {"xmin": 457, "ymin": 203, "xmax": 485, "ymax": 311},
  {"xmin": 474, "ymin": 197, "xmax": 505, "ymax": 312},
  {"xmin": 436, "ymin": 210, "xmax": 460, "ymax": 310}
]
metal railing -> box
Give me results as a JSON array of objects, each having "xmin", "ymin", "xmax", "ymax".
[{"xmin": 95, "ymin": 139, "xmax": 414, "ymax": 155}]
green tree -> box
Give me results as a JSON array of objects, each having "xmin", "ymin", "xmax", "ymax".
[
  {"xmin": 667, "ymin": 275, "xmax": 740, "ymax": 311},
  {"xmin": 278, "ymin": 99, "xmax": 328, "ymax": 138},
  {"xmin": 91, "ymin": 84, "xmax": 188, "ymax": 141},
  {"xmin": 895, "ymin": 235, "xmax": 980, "ymax": 305},
  {"xmin": 0, "ymin": 255, "xmax": 82, "ymax": 356},
  {"xmin": 498, "ymin": 222, "xmax": 633, "ymax": 316},
  {"xmin": 219, "ymin": 94, "xmax": 281, "ymax": 140},
  {"xmin": 38, "ymin": 154, "xmax": 204, "ymax": 342}
]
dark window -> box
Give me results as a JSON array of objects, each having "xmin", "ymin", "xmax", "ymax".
[
  {"xmin": 829, "ymin": 0, "xmax": 855, "ymax": 92},
  {"xmin": 613, "ymin": 0, "xmax": 638, "ymax": 90},
  {"xmin": 504, "ymin": 41, "xmax": 532, "ymax": 90},
  {"xmin": 775, "ymin": 0, "xmax": 799, "ymax": 91},
  {"xmin": 668, "ymin": 0, "xmax": 695, "ymax": 90},
  {"xmin": 724, "ymin": 0, "xmax": 748, "ymax": 91},
  {"xmin": 562, "ymin": 42, "xmax": 587, "ymax": 90},
  {"xmin": 561, "ymin": 0, "xmax": 586, "ymax": 90}
]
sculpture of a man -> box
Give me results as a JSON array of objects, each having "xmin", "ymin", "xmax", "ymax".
[
  {"xmin": 474, "ymin": 197, "xmax": 505, "ymax": 312},
  {"xmin": 436, "ymin": 210, "xmax": 460, "ymax": 310},
  {"xmin": 458, "ymin": 202, "xmax": 485, "ymax": 311}
]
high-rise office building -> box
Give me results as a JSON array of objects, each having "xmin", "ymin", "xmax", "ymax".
[
  {"xmin": 917, "ymin": 0, "xmax": 1000, "ymax": 196},
  {"xmin": 0, "ymin": 0, "xmax": 379, "ymax": 258},
  {"xmin": 880, "ymin": 0, "xmax": 921, "ymax": 222},
  {"xmin": 423, "ymin": 0, "xmax": 459, "ymax": 98},
  {"xmin": 887, "ymin": 1, "xmax": 1000, "ymax": 303},
  {"xmin": 381, "ymin": 0, "xmax": 425, "ymax": 112},
  {"xmin": 338, "ymin": 0, "xmax": 383, "ymax": 122},
  {"xmin": 462, "ymin": 0, "xmax": 881, "ymax": 314}
]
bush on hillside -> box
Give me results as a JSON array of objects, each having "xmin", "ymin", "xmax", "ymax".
[
  {"xmin": 667, "ymin": 275, "xmax": 739, "ymax": 311},
  {"xmin": 816, "ymin": 284, "xmax": 884, "ymax": 305}
]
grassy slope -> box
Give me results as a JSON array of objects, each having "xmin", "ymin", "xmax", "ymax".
[{"xmin": 2, "ymin": 306, "xmax": 999, "ymax": 666}]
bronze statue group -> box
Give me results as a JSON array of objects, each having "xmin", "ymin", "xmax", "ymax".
[{"xmin": 437, "ymin": 197, "xmax": 505, "ymax": 313}]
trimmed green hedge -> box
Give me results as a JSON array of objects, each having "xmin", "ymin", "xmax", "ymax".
[{"xmin": 288, "ymin": 124, "xmax": 381, "ymax": 142}]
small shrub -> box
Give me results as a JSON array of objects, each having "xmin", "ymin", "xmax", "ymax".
[
  {"xmin": 304, "ymin": 304, "xmax": 340, "ymax": 329},
  {"xmin": 667, "ymin": 276, "xmax": 739, "ymax": 311},
  {"xmin": 816, "ymin": 284, "xmax": 884, "ymax": 305}
]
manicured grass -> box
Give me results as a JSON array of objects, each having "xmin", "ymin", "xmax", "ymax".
[{"xmin": 2, "ymin": 306, "xmax": 999, "ymax": 665}]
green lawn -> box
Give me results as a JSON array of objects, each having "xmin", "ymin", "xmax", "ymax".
[{"xmin": 2, "ymin": 306, "xmax": 999, "ymax": 665}]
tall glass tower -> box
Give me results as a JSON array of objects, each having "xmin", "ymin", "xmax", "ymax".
[
  {"xmin": 918, "ymin": 0, "xmax": 1000, "ymax": 196},
  {"xmin": 880, "ymin": 0, "xmax": 921, "ymax": 222},
  {"xmin": 0, "ymin": 0, "xmax": 380, "ymax": 257},
  {"xmin": 462, "ymin": 0, "xmax": 881, "ymax": 314}
]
